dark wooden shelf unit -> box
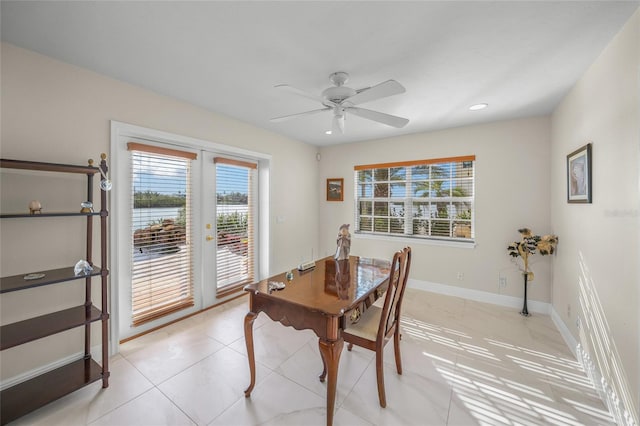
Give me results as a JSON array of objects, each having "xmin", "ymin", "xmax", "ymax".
[
  {"xmin": 0, "ymin": 358, "xmax": 103, "ymax": 425},
  {"xmin": 1, "ymin": 305, "xmax": 104, "ymax": 350},
  {"xmin": 0, "ymin": 266, "xmax": 102, "ymax": 294},
  {"xmin": 0, "ymin": 158, "xmax": 99, "ymax": 174},
  {"xmin": 0, "ymin": 211, "xmax": 101, "ymax": 218},
  {"xmin": 0, "ymin": 156, "xmax": 110, "ymax": 425}
]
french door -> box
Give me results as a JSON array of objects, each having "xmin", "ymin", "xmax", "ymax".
[
  {"xmin": 201, "ymin": 151, "xmax": 257, "ymax": 305},
  {"xmin": 118, "ymin": 141, "xmax": 258, "ymax": 340}
]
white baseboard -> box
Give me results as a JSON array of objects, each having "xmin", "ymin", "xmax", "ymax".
[
  {"xmin": 408, "ymin": 278, "xmax": 551, "ymax": 314},
  {"xmin": 550, "ymin": 305, "xmax": 578, "ymax": 358}
]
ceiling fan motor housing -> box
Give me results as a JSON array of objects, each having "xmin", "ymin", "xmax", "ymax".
[
  {"xmin": 322, "ymin": 71, "xmax": 356, "ymax": 105},
  {"xmin": 322, "ymin": 86, "xmax": 357, "ymax": 104}
]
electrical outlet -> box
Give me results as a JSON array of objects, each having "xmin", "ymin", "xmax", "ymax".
[
  {"xmin": 567, "ymin": 304, "xmax": 571, "ymax": 318},
  {"xmin": 457, "ymin": 272, "xmax": 464, "ymax": 280},
  {"xmin": 499, "ymin": 277, "xmax": 507, "ymax": 288}
]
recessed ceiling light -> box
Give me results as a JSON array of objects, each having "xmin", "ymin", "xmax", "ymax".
[
  {"xmin": 469, "ymin": 103, "xmax": 488, "ymax": 111},
  {"xmin": 325, "ymin": 130, "xmax": 332, "ymax": 135}
]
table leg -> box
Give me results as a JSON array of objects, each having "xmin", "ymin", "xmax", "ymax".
[
  {"xmin": 319, "ymin": 345, "xmax": 328, "ymax": 382},
  {"xmin": 244, "ymin": 311, "xmax": 257, "ymax": 397},
  {"xmin": 318, "ymin": 338, "xmax": 343, "ymax": 426}
]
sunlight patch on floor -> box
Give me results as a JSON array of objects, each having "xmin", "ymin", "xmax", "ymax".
[{"xmin": 399, "ymin": 308, "xmax": 613, "ymax": 426}]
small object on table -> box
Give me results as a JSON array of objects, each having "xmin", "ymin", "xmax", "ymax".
[
  {"xmin": 23, "ymin": 273, "xmax": 45, "ymax": 280},
  {"xmin": 285, "ymin": 271, "xmax": 294, "ymax": 282},
  {"xmin": 297, "ymin": 261, "xmax": 315, "ymax": 271},
  {"xmin": 268, "ymin": 281, "xmax": 286, "ymax": 292},
  {"xmin": 28, "ymin": 200, "xmax": 42, "ymax": 215},
  {"xmin": 335, "ymin": 223, "xmax": 351, "ymax": 260}
]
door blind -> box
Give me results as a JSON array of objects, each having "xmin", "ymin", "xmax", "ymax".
[
  {"xmin": 128, "ymin": 143, "xmax": 195, "ymax": 326},
  {"xmin": 214, "ymin": 157, "xmax": 256, "ymax": 289}
]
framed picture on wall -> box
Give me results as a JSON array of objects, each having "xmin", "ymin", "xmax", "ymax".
[
  {"xmin": 567, "ymin": 143, "xmax": 592, "ymax": 203},
  {"xmin": 326, "ymin": 178, "xmax": 344, "ymax": 201}
]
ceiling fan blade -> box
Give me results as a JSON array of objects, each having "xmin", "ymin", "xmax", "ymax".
[
  {"xmin": 332, "ymin": 114, "xmax": 345, "ymax": 134},
  {"xmin": 347, "ymin": 107, "xmax": 409, "ymax": 128},
  {"xmin": 270, "ymin": 107, "xmax": 330, "ymax": 122},
  {"xmin": 274, "ymin": 84, "xmax": 326, "ymax": 104},
  {"xmin": 345, "ymin": 80, "xmax": 406, "ymax": 105}
]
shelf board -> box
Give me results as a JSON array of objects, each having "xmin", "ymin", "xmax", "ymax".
[
  {"xmin": 0, "ymin": 158, "xmax": 99, "ymax": 174},
  {"xmin": 0, "ymin": 266, "xmax": 102, "ymax": 294},
  {"xmin": 0, "ymin": 357, "xmax": 103, "ymax": 425},
  {"xmin": 0, "ymin": 211, "xmax": 101, "ymax": 218},
  {"xmin": 1, "ymin": 305, "xmax": 104, "ymax": 350}
]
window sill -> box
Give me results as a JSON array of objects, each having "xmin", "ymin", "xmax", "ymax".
[{"xmin": 353, "ymin": 232, "xmax": 476, "ymax": 249}]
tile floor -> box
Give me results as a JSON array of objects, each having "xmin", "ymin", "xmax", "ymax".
[{"xmin": 9, "ymin": 289, "xmax": 614, "ymax": 425}]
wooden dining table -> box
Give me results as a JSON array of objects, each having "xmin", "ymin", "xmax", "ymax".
[{"xmin": 243, "ymin": 255, "xmax": 391, "ymax": 426}]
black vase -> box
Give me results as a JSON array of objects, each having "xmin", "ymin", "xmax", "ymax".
[{"xmin": 520, "ymin": 272, "xmax": 530, "ymax": 316}]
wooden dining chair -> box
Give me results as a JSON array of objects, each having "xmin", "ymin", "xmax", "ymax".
[{"xmin": 342, "ymin": 246, "xmax": 412, "ymax": 408}]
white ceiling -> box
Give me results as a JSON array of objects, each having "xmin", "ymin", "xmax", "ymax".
[{"xmin": 1, "ymin": 1, "xmax": 638, "ymax": 146}]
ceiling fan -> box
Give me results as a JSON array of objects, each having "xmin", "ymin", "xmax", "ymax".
[{"xmin": 270, "ymin": 71, "xmax": 409, "ymax": 134}]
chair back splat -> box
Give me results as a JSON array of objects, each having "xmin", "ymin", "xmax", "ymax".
[{"xmin": 379, "ymin": 246, "xmax": 412, "ymax": 343}]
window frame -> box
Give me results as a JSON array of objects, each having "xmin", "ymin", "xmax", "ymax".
[{"xmin": 354, "ymin": 156, "xmax": 475, "ymax": 245}]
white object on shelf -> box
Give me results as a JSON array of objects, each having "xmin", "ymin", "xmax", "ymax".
[{"xmin": 297, "ymin": 261, "xmax": 315, "ymax": 271}]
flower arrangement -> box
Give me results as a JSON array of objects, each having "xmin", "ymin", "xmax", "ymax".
[{"xmin": 507, "ymin": 228, "xmax": 558, "ymax": 279}]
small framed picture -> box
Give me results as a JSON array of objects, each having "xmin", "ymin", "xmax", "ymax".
[
  {"xmin": 567, "ymin": 143, "xmax": 592, "ymax": 203},
  {"xmin": 326, "ymin": 178, "xmax": 344, "ymax": 201}
]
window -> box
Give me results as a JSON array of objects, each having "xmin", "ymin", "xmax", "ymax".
[
  {"xmin": 128, "ymin": 142, "xmax": 195, "ymax": 326},
  {"xmin": 354, "ymin": 156, "xmax": 475, "ymax": 242}
]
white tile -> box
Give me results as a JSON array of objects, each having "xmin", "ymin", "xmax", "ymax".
[
  {"xmin": 341, "ymin": 360, "xmax": 453, "ymax": 425},
  {"xmin": 197, "ymin": 302, "xmax": 267, "ymax": 346},
  {"xmin": 275, "ymin": 339, "xmax": 373, "ymax": 405},
  {"xmin": 122, "ymin": 328, "xmax": 225, "ymax": 385},
  {"xmin": 228, "ymin": 319, "xmax": 315, "ymax": 369},
  {"xmin": 89, "ymin": 388, "xmax": 195, "ymax": 426},
  {"xmin": 158, "ymin": 347, "xmax": 271, "ymax": 425},
  {"xmin": 86, "ymin": 355, "xmax": 155, "ymax": 423},
  {"xmin": 209, "ymin": 372, "xmax": 326, "ymax": 425}
]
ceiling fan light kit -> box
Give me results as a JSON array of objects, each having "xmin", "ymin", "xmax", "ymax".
[
  {"xmin": 271, "ymin": 71, "xmax": 409, "ymax": 134},
  {"xmin": 469, "ymin": 103, "xmax": 488, "ymax": 111}
]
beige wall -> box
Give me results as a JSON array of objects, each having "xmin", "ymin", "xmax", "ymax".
[
  {"xmin": 551, "ymin": 9, "xmax": 639, "ymax": 423},
  {"xmin": 0, "ymin": 43, "xmax": 320, "ymax": 380},
  {"xmin": 318, "ymin": 116, "xmax": 553, "ymax": 302}
]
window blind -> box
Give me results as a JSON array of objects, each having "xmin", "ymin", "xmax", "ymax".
[
  {"xmin": 214, "ymin": 157, "xmax": 256, "ymax": 290},
  {"xmin": 128, "ymin": 143, "xmax": 195, "ymax": 326},
  {"xmin": 354, "ymin": 156, "xmax": 475, "ymax": 242}
]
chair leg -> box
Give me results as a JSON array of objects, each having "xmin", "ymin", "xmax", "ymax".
[
  {"xmin": 347, "ymin": 342, "xmax": 353, "ymax": 351},
  {"xmin": 375, "ymin": 349, "xmax": 387, "ymax": 408},
  {"xmin": 394, "ymin": 330, "xmax": 403, "ymax": 375}
]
